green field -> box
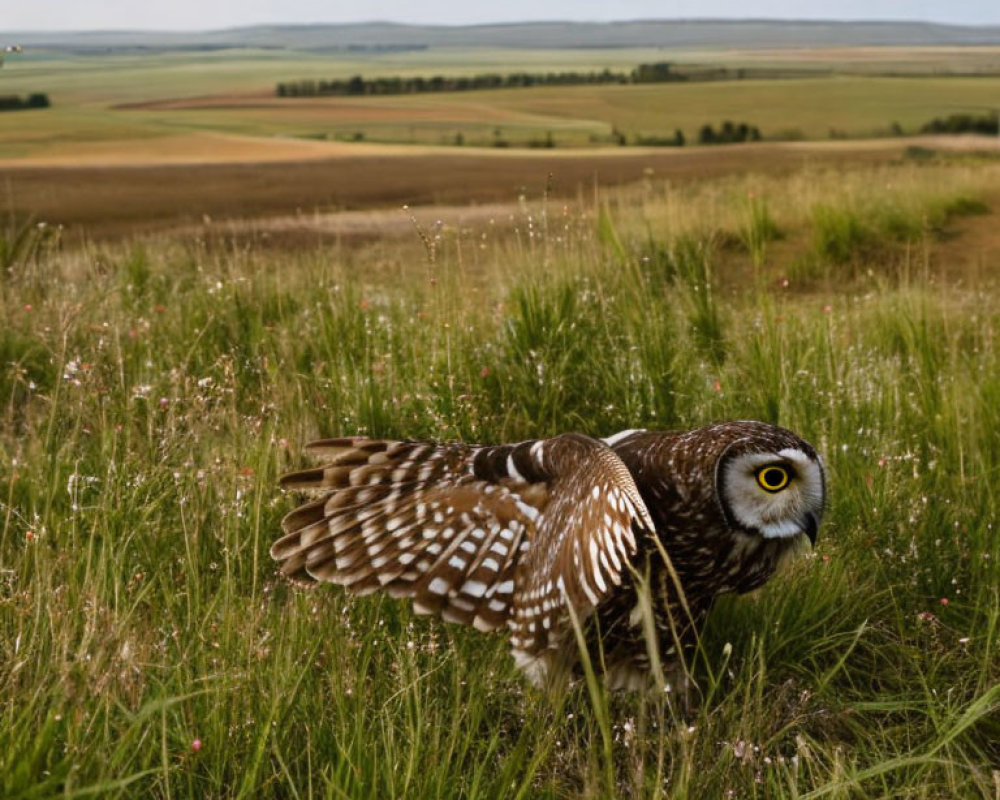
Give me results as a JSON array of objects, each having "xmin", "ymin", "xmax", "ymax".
[
  {"xmin": 2, "ymin": 156, "xmax": 999, "ymax": 797},
  {"xmin": 3, "ymin": 47, "xmax": 1000, "ymax": 156},
  {"xmin": 110, "ymin": 75, "xmax": 1000, "ymax": 147}
]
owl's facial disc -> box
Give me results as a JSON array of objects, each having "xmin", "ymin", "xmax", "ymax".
[{"xmin": 718, "ymin": 447, "xmax": 825, "ymax": 544}]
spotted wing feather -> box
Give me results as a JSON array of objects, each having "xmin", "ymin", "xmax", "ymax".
[
  {"xmin": 273, "ymin": 434, "xmax": 657, "ymax": 667},
  {"xmin": 272, "ymin": 438, "xmax": 533, "ymax": 632}
]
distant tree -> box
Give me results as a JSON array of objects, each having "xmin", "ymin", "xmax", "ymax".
[
  {"xmin": 0, "ymin": 93, "xmax": 51, "ymax": 111},
  {"xmin": 920, "ymin": 112, "xmax": 997, "ymax": 136},
  {"xmin": 697, "ymin": 120, "xmax": 760, "ymax": 144},
  {"xmin": 631, "ymin": 62, "xmax": 674, "ymax": 83}
]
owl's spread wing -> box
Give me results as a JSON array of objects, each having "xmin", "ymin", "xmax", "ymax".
[
  {"xmin": 272, "ymin": 434, "xmax": 656, "ymax": 649},
  {"xmin": 495, "ymin": 434, "xmax": 656, "ymax": 656},
  {"xmin": 273, "ymin": 438, "xmax": 529, "ymax": 632}
]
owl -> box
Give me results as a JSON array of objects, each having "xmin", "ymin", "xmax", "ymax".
[{"xmin": 271, "ymin": 421, "xmax": 825, "ymax": 690}]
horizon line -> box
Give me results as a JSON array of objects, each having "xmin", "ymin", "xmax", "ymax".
[{"xmin": 9, "ymin": 16, "xmax": 1000, "ymax": 36}]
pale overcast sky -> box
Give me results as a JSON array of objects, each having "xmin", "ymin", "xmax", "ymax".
[{"xmin": 6, "ymin": 1, "xmax": 999, "ymax": 32}]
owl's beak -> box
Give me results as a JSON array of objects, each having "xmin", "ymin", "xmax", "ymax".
[{"xmin": 801, "ymin": 511, "xmax": 820, "ymax": 546}]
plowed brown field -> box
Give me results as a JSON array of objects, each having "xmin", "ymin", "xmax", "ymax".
[
  {"xmin": 0, "ymin": 138, "xmax": 953, "ymax": 239},
  {"xmin": 3, "ymin": 135, "xmax": 998, "ymax": 240}
]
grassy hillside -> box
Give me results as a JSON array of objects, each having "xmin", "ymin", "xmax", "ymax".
[{"xmin": 1, "ymin": 158, "xmax": 999, "ymax": 798}]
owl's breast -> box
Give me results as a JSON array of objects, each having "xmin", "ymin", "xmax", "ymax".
[{"xmin": 644, "ymin": 510, "xmax": 786, "ymax": 601}]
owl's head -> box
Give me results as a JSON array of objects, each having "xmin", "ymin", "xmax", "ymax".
[{"xmin": 715, "ymin": 423, "xmax": 825, "ymax": 544}]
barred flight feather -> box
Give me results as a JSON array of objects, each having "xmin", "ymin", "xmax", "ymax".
[{"xmin": 273, "ymin": 433, "xmax": 657, "ymax": 662}]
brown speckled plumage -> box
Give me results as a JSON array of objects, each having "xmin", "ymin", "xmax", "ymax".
[{"xmin": 272, "ymin": 421, "xmax": 825, "ymax": 690}]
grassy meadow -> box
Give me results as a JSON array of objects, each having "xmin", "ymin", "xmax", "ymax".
[{"xmin": 2, "ymin": 154, "xmax": 1000, "ymax": 798}]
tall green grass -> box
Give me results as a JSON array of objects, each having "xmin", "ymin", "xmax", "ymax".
[{"xmin": 1, "ymin": 161, "xmax": 999, "ymax": 798}]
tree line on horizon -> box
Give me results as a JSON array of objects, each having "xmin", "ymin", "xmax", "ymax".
[{"xmin": 276, "ymin": 62, "xmax": 705, "ymax": 97}]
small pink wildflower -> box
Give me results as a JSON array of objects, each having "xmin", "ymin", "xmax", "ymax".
[
  {"xmin": 939, "ymin": 597, "xmax": 949, "ymax": 607},
  {"xmin": 191, "ymin": 739, "xmax": 202, "ymax": 753},
  {"xmin": 480, "ymin": 367, "xmax": 490, "ymax": 378},
  {"xmin": 24, "ymin": 304, "xmax": 33, "ymax": 312}
]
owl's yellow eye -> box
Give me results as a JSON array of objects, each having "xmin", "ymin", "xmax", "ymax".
[{"xmin": 756, "ymin": 464, "xmax": 791, "ymax": 493}]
